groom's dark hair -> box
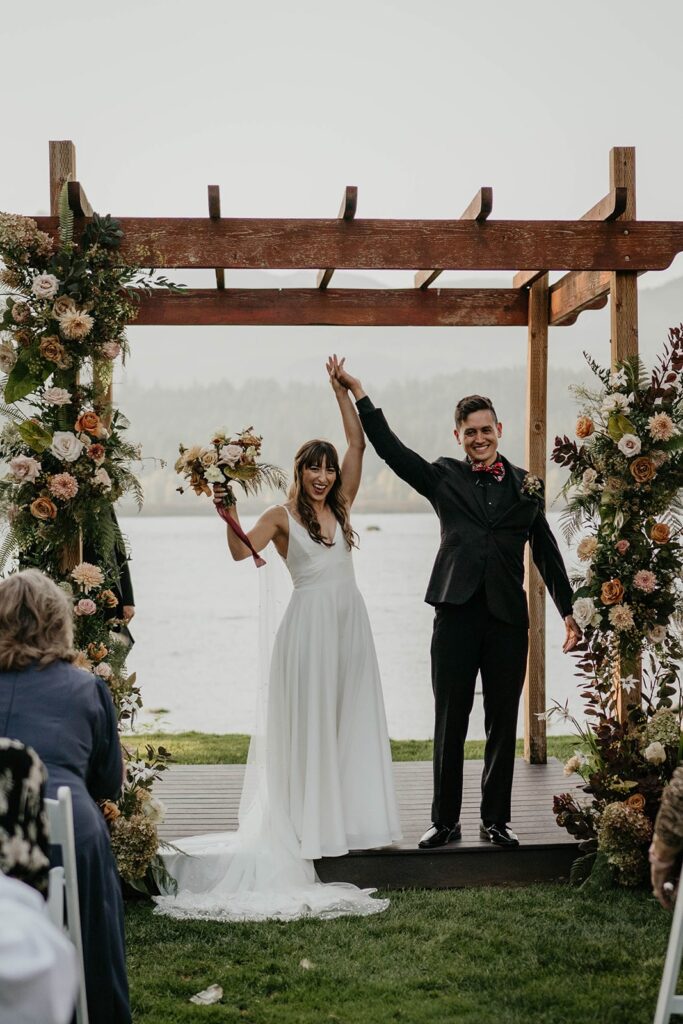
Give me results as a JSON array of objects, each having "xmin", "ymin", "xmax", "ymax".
[{"xmin": 454, "ymin": 395, "xmax": 498, "ymax": 428}]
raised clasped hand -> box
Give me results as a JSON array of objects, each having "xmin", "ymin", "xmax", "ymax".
[
  {"xmin": 326, "ymin": 354, "xmax": 347, "ymax": 394},
  {"xmin": 326, "ymin": 353, "xmax": 362, "ymax": 394}
]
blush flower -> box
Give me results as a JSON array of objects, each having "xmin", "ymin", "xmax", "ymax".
[
  {"xmin": 633, "ymin": 570, "xmax": 657, "ymax": 593},
  {"xmin": 74, "ymin": 598, "xmax": 97, "ymax": 616},
  {"xmin": 31, "ymin": 274, "xmax": 60, "ymax": 300},
  {"xmin": 9, "ymin": 454, "xmax": 41, "ymax": 483},
  {"xmin": 648, "ymin": 625, "xmax": 667, "ymax": 645},
  {"xmin": 11, "ymin": 302, "xmax": 30, "ymax": 324},
  {"xmin": 93, "ymin": 467, "xmax": 112, "ymax": 491},
  {"xmin": 577, "ymin": 536, "xmax": 598, "ymax": 562},
  {"xmin": 615, "ymin": 539, "xmax": 630, "ymax": 555},
  {"xmin": 94, "ymin": 662, "xmax": 113, "ymax": 679},
  {"xmin": 648, "ymin": 412, "xmax": 676, "ymax": 442},
  {"xmin": 71, "ymin": 562, "xmax": 104, "ymax": 593},
  {"xmin": 219, "ymin": 443, "xmax": 243, "ymax": 467},
  {"xmin": 87, "ymin": 444, "xmax": 106, "ymax": 465},
  {"xmin": 0, "ymin": 342, "xmax": 17, "ymax": 373},
  {"xmin": 48, "ymin": 473, "xmax": 79, "ymax": 500},
  {"xmin": 42, "ymin": 386, "xmax": 72, "ymax": 406},
  {"xmin": 101, "ymin": 341, "xmax": 121, "ymax": 360},
  {"xmin": 58, "ymin": 309, "xmax": 94, "ymax": 341},
  {"xmin": 617, "ymin": 433, "xmax": 641, "ymax": 458},
  {"xmin": 608, "ymin": 603, "xmax": 635, "ymax": 631}
]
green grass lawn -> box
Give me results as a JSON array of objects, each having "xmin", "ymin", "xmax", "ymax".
[
  {"xmin": 126, "ymin": 884, "xmax": 673, "ymax": 1024},
  {"xmin": 123, "ymin": 732, "xmax": 581, "ymax": 764}
]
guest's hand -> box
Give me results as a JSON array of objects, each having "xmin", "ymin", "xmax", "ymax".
[
  {"xmin": 562, "ymin": 615, "xmax": 582, "ymax": 653},
  {"xmin": 122, "ymin": 606, "xmax": 135, "ymax": 622},
  {"xmin": 328, "ymin": 355, "xmax": 366, "ymax": 400}
]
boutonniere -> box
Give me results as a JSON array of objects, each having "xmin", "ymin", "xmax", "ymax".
[{"xmin": 522, "ymin": 473, "xmax": 543, "ymax": 500}]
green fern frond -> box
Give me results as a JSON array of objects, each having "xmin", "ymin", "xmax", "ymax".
[
  {"xmin": 0, "ymin": 528, "xmax": 18, "ymax": 574},
  {"xmin": 0, "ymin": 402, "xmax": 27, "ymax": 423},
  {"xmin": 58, "ymin": 182, "xmax": 74, "ymax": 245}
]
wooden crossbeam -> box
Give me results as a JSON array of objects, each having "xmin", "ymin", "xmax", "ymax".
[
  {"xmin": 132, "ymin": 287, "xmax": 529, "ymax": 327},
  {"xmin": 415, "ymin": 187, "xmax": 492, "ymax": 289},
  {"xmin": 317, "ymin": 186, "xmax": 358, "ymax": 289},
  {"xmin": 67, "ymin": 181, "xmax": 93, "ymax": 218},
  {"xmin": 513, "ymin": 187, "xmax": 629, "ymax": 289},
  {"xmin": 207, "ymin": 185, "xmax": 225, "ymax": 290},
  {"xmin": 33, "ymin": 216, "xmax": 683, "ymax": 271},
  {"xmin": 548, "ymin": 270, "xmax": 611, "ymax": 326}
]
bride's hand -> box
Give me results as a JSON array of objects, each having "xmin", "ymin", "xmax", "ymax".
[
  {"xmin": 326, "ymin": 354, "xmax": 348, "ymax": 395},
  {"xmin": 212, "ymin": 482, "xmax": 230, "ymax": 505},
  {"xmin": 328, "ymin": 354, "xmax": 363, "ymax": 396}
]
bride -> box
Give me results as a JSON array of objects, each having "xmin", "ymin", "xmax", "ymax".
[{"xmin": 154, "ymin": 355, "xmax": 402, "ymax": 921}]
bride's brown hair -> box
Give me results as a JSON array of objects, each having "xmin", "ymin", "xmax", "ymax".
[{"xmin": 289, "ymin": 440, "xmax": 358, "ymax": 550}]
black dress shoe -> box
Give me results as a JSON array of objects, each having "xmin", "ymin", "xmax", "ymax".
[
  {"xmin": 418, "ymin": 823, "xmax": 462, "ymax": 849},
  {"xmin": 479, "ymin": 822, "xmax": 519, "ymax": 848}
]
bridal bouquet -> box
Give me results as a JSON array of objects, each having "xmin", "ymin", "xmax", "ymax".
[{"xmin": 175, "ymin": 427, "xmax": 286, "ymax": 565}]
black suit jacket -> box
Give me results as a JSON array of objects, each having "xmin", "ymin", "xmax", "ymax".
[{"xmin": 357, "ymin": 397, "xmax": 573, "ymax": 627}]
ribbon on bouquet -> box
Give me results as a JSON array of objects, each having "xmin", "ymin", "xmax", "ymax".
[{"xmin": 214, "ymin": 502, "xmax": 266, "ymax": 568}]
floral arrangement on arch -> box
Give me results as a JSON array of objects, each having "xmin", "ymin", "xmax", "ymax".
[
  {"xmin": 0, "ymin": 197, "xmax": 179, "ymax": 889},
  {"xmin": 548, "ymin": 329, "xmax": 683, "ymax": 887}
]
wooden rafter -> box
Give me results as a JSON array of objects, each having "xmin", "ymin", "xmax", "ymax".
[
  {"xmin": 67, "ymin": 181, "xmax": 93, "ymax": 218},
  {"xmin": 207, "ymin": 185, "xmax": 225, "ymax": 290},
  {"xmin": 415, "ymin": 187, "xmax": 493, "ymax": 289},
  {"xmin": 33, "ymin": 216, "xmax": 683, "ymax": 272},
  {"xmin": 317, "ymin": 186, "xmax": 358, "ymax": 289},
  {"xmin": 134, "ymin": 286, "xmax": 529, "ymax": 327},
  {"xmin": 513, "ymin": 187, "xmax": 630, "ymax": 290}
]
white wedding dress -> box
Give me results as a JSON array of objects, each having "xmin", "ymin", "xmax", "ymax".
[{"xmin": 154, "ymin": 509, "xmax": 402, "ymax": 921}]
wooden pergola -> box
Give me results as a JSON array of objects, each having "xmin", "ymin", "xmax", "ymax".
[{"xmin": 39, "ymin": 141, "xmax": 683, "ymax": 763}]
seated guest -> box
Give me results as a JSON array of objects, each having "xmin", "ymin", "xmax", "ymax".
[
  {"xmin": 0, "ymin": 738, "xmax": 50, "ymax": 895},
  {"xmin": 0, "ymin": 873, "xmax": 78, "ymax": 1024},
  {"xmin": 0, "ymin": 569, "xmax": 131, "ymax": 1024}
]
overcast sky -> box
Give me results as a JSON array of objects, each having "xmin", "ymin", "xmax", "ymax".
[{"xmin": 4, "ymin": 0, "xmax": 683, "ymax": 386}]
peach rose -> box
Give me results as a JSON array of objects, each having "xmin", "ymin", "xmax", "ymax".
[
  {"xmin": 74, "ymin": 410, "xmax": 102, "ymax": 436},
  {"xmin": 626, "ymin": 793, "xmax": 646, "ymax": 811},
  {"xmin": 30, "ymin": 496, "xmax": 57, "ymax": 521},
  {"xmin": 629, "ymin": 456, "xmax": 656, "ymax": 484},
  {"xmin": 650, "ymin": 523, "xmax": 671, "ymax": 545},
  {"xmin": 576, "ymin": 416, "xmax": 594, "ymax": 439},
  {"xmin": 100, "ymin": 589, "xmax": 119, "ymax": 609},
  {"xmin": 600, "ymin": 578, "xmax": 625, "ymax": 606},
  {"xmin": 87, "ymin": 642, "xmax": 108, "ymax": 663},
  {"xmin": 39, "ymin": 335, "xmax": 69, "ymax": 367}
]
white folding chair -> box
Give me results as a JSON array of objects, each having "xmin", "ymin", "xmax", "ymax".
[
  {"xmin": 45, "ymin": 786, "xmax": 89, "ymax": 1024},
  {"xmin": 654, "ymin": 887, "xmax": 683, "ymax": 1023}
]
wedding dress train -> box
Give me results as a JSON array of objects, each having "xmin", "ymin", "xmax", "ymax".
[{"xmin": 154, "ymin": 509, "xmax": 402, "ymax": 921}]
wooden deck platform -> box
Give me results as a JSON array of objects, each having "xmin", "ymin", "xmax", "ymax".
[{"xmin": 155, "ymin": 759, "xmax": 581, "ymax": 889}]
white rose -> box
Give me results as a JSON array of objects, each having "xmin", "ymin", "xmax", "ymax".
[
  {"xmin": 602, "ymin": 393, "xmax": 630, "ymax": 414},
  {"xmin": 94, "ymin": 662, "xmax": 113, "ymax": 679},
  {"xmin": 647, "ymin": 625, "xmax": 667, "ymax": 645},
  {"xmin": 50, "ymin": 431, "xmax": 84, "ymax": 463},
  {"xmin": 141, "ymin": 795, "xmax": 166, "ymax": 825},
  {"xmin": 205, "ymin": 465, "xmax": 225, "ymax": 483},
  {"xmin": 31, "ymin": 273, "xmax": 60, "ymax": 299},
  {"xmin": 0, "ymin": 342, "xmax": 17, "ymax": 373},
  {"xmin": 643, "ymin": 741, "xmax": 666, "ymax": 765},
  {"xmin": 42, "ymin": 386, "xmax": 72, "ymax": 406},
  {"xmin": 617, "ymin": 433, "xmax": 641, "ymax": 458},
  {"xmin": 219, "ymin": 443, "xmax": 243, "ymax": 467},
  {"xmin": 581, "ymin": 468, "xmax": 599, "ymax": 493},
  {"xmin": 572, "ymin": 597, "xmax": 597, "ymax": 630},
  {"xmin": 93, "ymin": 467, "xmax": 112, "ymax": 491}
]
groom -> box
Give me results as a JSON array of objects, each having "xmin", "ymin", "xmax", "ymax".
[{"xmin": 332, "ymin": 359, "xmax": 581, "ymax": 849}]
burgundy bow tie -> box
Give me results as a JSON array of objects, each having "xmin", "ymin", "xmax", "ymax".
[{"xmin": 471, "ymin": 459, "xmax": 505, "ymax": 482}]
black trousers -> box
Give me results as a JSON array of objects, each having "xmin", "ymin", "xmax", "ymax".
[{"xmin": 430, "ymin": 590, "xmax": 529, "ymax": 826}]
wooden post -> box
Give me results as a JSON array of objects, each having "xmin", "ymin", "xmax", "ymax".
[
  {"xmin": 609, "ymin": 147, "xmax": 641, "ymax": 716},
  {"xmin": 50, "ymin": 141, "xmax": 83, "ymax": 573},
  {"xmin": 524, "ymin": 273, "xmax": 549, "ymax": 763}
]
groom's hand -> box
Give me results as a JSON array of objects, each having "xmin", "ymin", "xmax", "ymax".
[
  {"xmin": 328, "ymin": 354, "xmax": 366, "ymax": 401},
  {"xmin": 562, "ymin": 615, "xmax": 582, "ymax": 653}
]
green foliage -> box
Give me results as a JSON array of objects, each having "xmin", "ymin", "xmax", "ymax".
[
  {"xmin": 57, "ymin": 182, "xmax": 73, "ymax": 245},
  {"xmin": 17, "ymin": 419, "xmax": 52, "ymax": 452}
]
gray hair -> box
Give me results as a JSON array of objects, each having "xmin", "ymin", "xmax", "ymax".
[{"xmin": 0, "ymin": 569, "xmax": 75, "ymax": 671}]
